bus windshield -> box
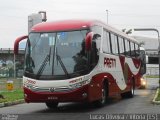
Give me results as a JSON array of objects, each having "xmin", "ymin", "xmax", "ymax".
[{"xmin": 24, "ymin": 30, "xmax": 89, "ymax": 80}]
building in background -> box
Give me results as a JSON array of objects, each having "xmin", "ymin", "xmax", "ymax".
[{"xmin": 133, "ymin": 36, "xmax": 159, "ymax": 75}]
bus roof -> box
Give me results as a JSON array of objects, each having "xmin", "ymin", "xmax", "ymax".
[
  {"xmin": 31, "ymin": 20, "xmax": 94, "ymax": 32},
  {"xmin": 31, "ymin": 19, "xmax": 139, "ymax": 44}
]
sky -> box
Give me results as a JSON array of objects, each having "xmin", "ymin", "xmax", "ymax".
[{"xmin": 0, "ymin": 0, "xmax": 160, "ymax": 48}]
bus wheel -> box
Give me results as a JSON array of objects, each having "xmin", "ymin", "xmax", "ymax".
[
  {"xmin": 45, "ymin": 102, "xmax": 58, "ymax": 109},
  {"xmin": 94, "ymin": 81, "xmax": 108, "ymax": 107},
  {"xmin": 121, "ymin": 79, "xmax": 135, "ymax": 98},
  {"xmin": 127, "ymin": 79, "xmax": 135, "ymax": 98}
]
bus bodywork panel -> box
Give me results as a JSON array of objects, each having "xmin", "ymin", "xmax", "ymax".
[
  {"xmin": 31, "ymin": 20, "xmax": 94, "ymax": 32},
  {"xmin": 23, "ymin": 76, "xmax": 90, "ymax": 103},
  {"xmin": 23, "ymin": 52, "xmax": 141, "ymax": 103},
  {"xmin": 23, "ymin": 76, "xmax": 104, "ymax": 103},
  {"xmin": 20, "ymin": 19, "xmax": 142, "ymax": 104}
]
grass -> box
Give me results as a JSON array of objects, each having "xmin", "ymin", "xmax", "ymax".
[
  {"xmin": 0, "ymin": 89, "xmax": 24, "ymax": 103},
  {"xmin": 146, "ymin": 75, "xmax": 159, "ymax": 78},
  {"xmin": 155, "ymin": 88, "xmax": 160, "ymax": 101}
]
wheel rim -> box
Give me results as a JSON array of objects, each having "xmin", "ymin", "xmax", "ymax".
[
  {"xmin": 101, "ymin": 87, "xmax": 106, "ymax": 104},
  {"xmin": 131, "ymin": 84, "xmax": 134, "ymax": 95}
]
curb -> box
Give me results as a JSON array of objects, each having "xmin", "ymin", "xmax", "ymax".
[
  {"xmin": 0, "ymin": 99, "xmax": 25, "ymax": 108},
  {"xmin": 152, "ymin": 88, "xmax": 160, "ymax": 104}
]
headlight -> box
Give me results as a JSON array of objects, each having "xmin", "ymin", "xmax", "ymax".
[
  {"xmin": 140, "ymin": 78, "xmax": 146, "ymax": 86},
  {"xmin": 141, "ymin": 80, "xmax": 146, "ymax": 86},
  {"xmin": 24, "ymin": 83, "xmax": 37, "ymax": 90}
]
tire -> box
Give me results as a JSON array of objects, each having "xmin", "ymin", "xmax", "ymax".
[
  {"xmin": 94, "ymin": 81, "xmax": 108, "ymax": 107},
  {"xmin": 127, "ymin": 80, "xmax": 135, "ymax": 98},
  {"xmin": 121, "ymin": 79, "xmax": 135, "ymax": 98},
  {"xmin": 46, "ymin": 102, "xmax": 58, "ymax": 109}
]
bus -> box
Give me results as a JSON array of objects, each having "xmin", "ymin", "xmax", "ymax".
[{"xmin": 14, "ymin": 19, "xmax": 144, "ymax": 108}]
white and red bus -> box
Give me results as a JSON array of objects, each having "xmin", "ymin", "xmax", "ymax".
[{"xmin": 14, "ymin": 20, "xmax": 145, "ymax": 108}]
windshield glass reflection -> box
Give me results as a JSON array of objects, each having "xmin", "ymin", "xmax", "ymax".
[{"xmin": 25, "ymin": 30, "xmax": 89, "ymax": 79}]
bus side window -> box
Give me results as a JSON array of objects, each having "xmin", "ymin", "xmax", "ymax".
[
  {"xmin": 130, "ymin": 42, "xmax": 136, "ymax": 57},
  {"xmin": 110, "ymin": 33, "xmax": 119, "ymax": 54},
  {"xmin": 118, "ymin": 37, "xmax": 125, "ymax": 55},
  {"xmin": 135, "ymin": 44, "xmax": 140, "ymax": 57},
  {"xmin": 102, "ymin": 30, "xmax": 111, "ymax": 53},
  {"xmin": 124, "ymin": 39, "xmax": 131, "ymax": 56}
]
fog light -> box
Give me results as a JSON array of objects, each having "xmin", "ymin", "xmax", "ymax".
[{"xmin": 82, "ymin": 93, "xmax": 87, "ymax": 98}]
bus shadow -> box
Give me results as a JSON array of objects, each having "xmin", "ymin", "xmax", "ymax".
[{"xmin": 33, "ymin": 95, "xmax": 131, "ymax": 113}]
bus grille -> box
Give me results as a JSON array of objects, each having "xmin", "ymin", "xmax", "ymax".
[{"xmin": 29, "ymin": 86, "xmax": 72, "ymax": 92}]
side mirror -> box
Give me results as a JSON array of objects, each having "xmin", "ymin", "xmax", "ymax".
[
  {"xmin": 85, "ymin": 32, "xmax": 93, "ymax": 51},
  {"xmin": 14, "ymin": 35, "xmax": 28, "ymax": 55}
]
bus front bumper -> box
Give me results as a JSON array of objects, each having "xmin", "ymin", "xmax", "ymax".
[{"xmin": 24, "ymin": 85, "xmax": 89, "ymax": 103}]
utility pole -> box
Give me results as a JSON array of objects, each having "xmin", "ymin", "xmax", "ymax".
[
  {"xmin": 106, "ymin": 10, "xmax": 108, "ymax": 24},
  {"xmin": 134, "ymin": 28, "xmax": 160, "ymax": 88}
]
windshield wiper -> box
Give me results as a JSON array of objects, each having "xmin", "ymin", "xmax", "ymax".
[
  {"xmin": 56, "ymin": 49, "xmax": 70, "ymax": 78},
  {"xmin": 37, "ymin": 55, "xmax": 49, "ymax": 76},
  {"xmin": 37, "ymin": 47, "xmax": 51, "ymax": 76}
]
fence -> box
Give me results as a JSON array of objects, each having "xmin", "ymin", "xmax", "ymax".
[
  {"xmin": 146, "ymin": 66, "xmax": 159, "ymax": 76},
  {"xmin": 0, "ymin": 65, "xmax": 23, "ymax": 78},
  {"xmin": 0, "ymin": 78, "xmax": 23, "ymax": 91},
  {"xmin": 0, "ymin": 48, "xmax": 25, "ymax": 78}
]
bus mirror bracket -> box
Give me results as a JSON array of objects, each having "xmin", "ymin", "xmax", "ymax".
[
  {"xmin": 14, "ymin": 35, "xmax": 28, "ymax": 55},
  {"xmin": 85, "ymin": 32, "xmax": 93, "ymax": 51}
]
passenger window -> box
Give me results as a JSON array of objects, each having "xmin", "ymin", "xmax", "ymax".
[
  {"xmin": 110, "ymin": 33, "xmax": 119, "ymax": 54},
  {"xmin": 135, "ymin": 44, "xmax": 140, "ymax": 57},
  {"xmin": 103, "ymin": 30, "xmax": 111, "ymax": 53},
  {"xmin": 118, "ymin": 37, "xmax": 125, "ymax": 55},
  {"xmin": 124, "ymin": 39, "xmax": 131, "ymax": 56},
  {"xmin": 130, "ymin": 42, "xmax": 136, "ymax": 57}
]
